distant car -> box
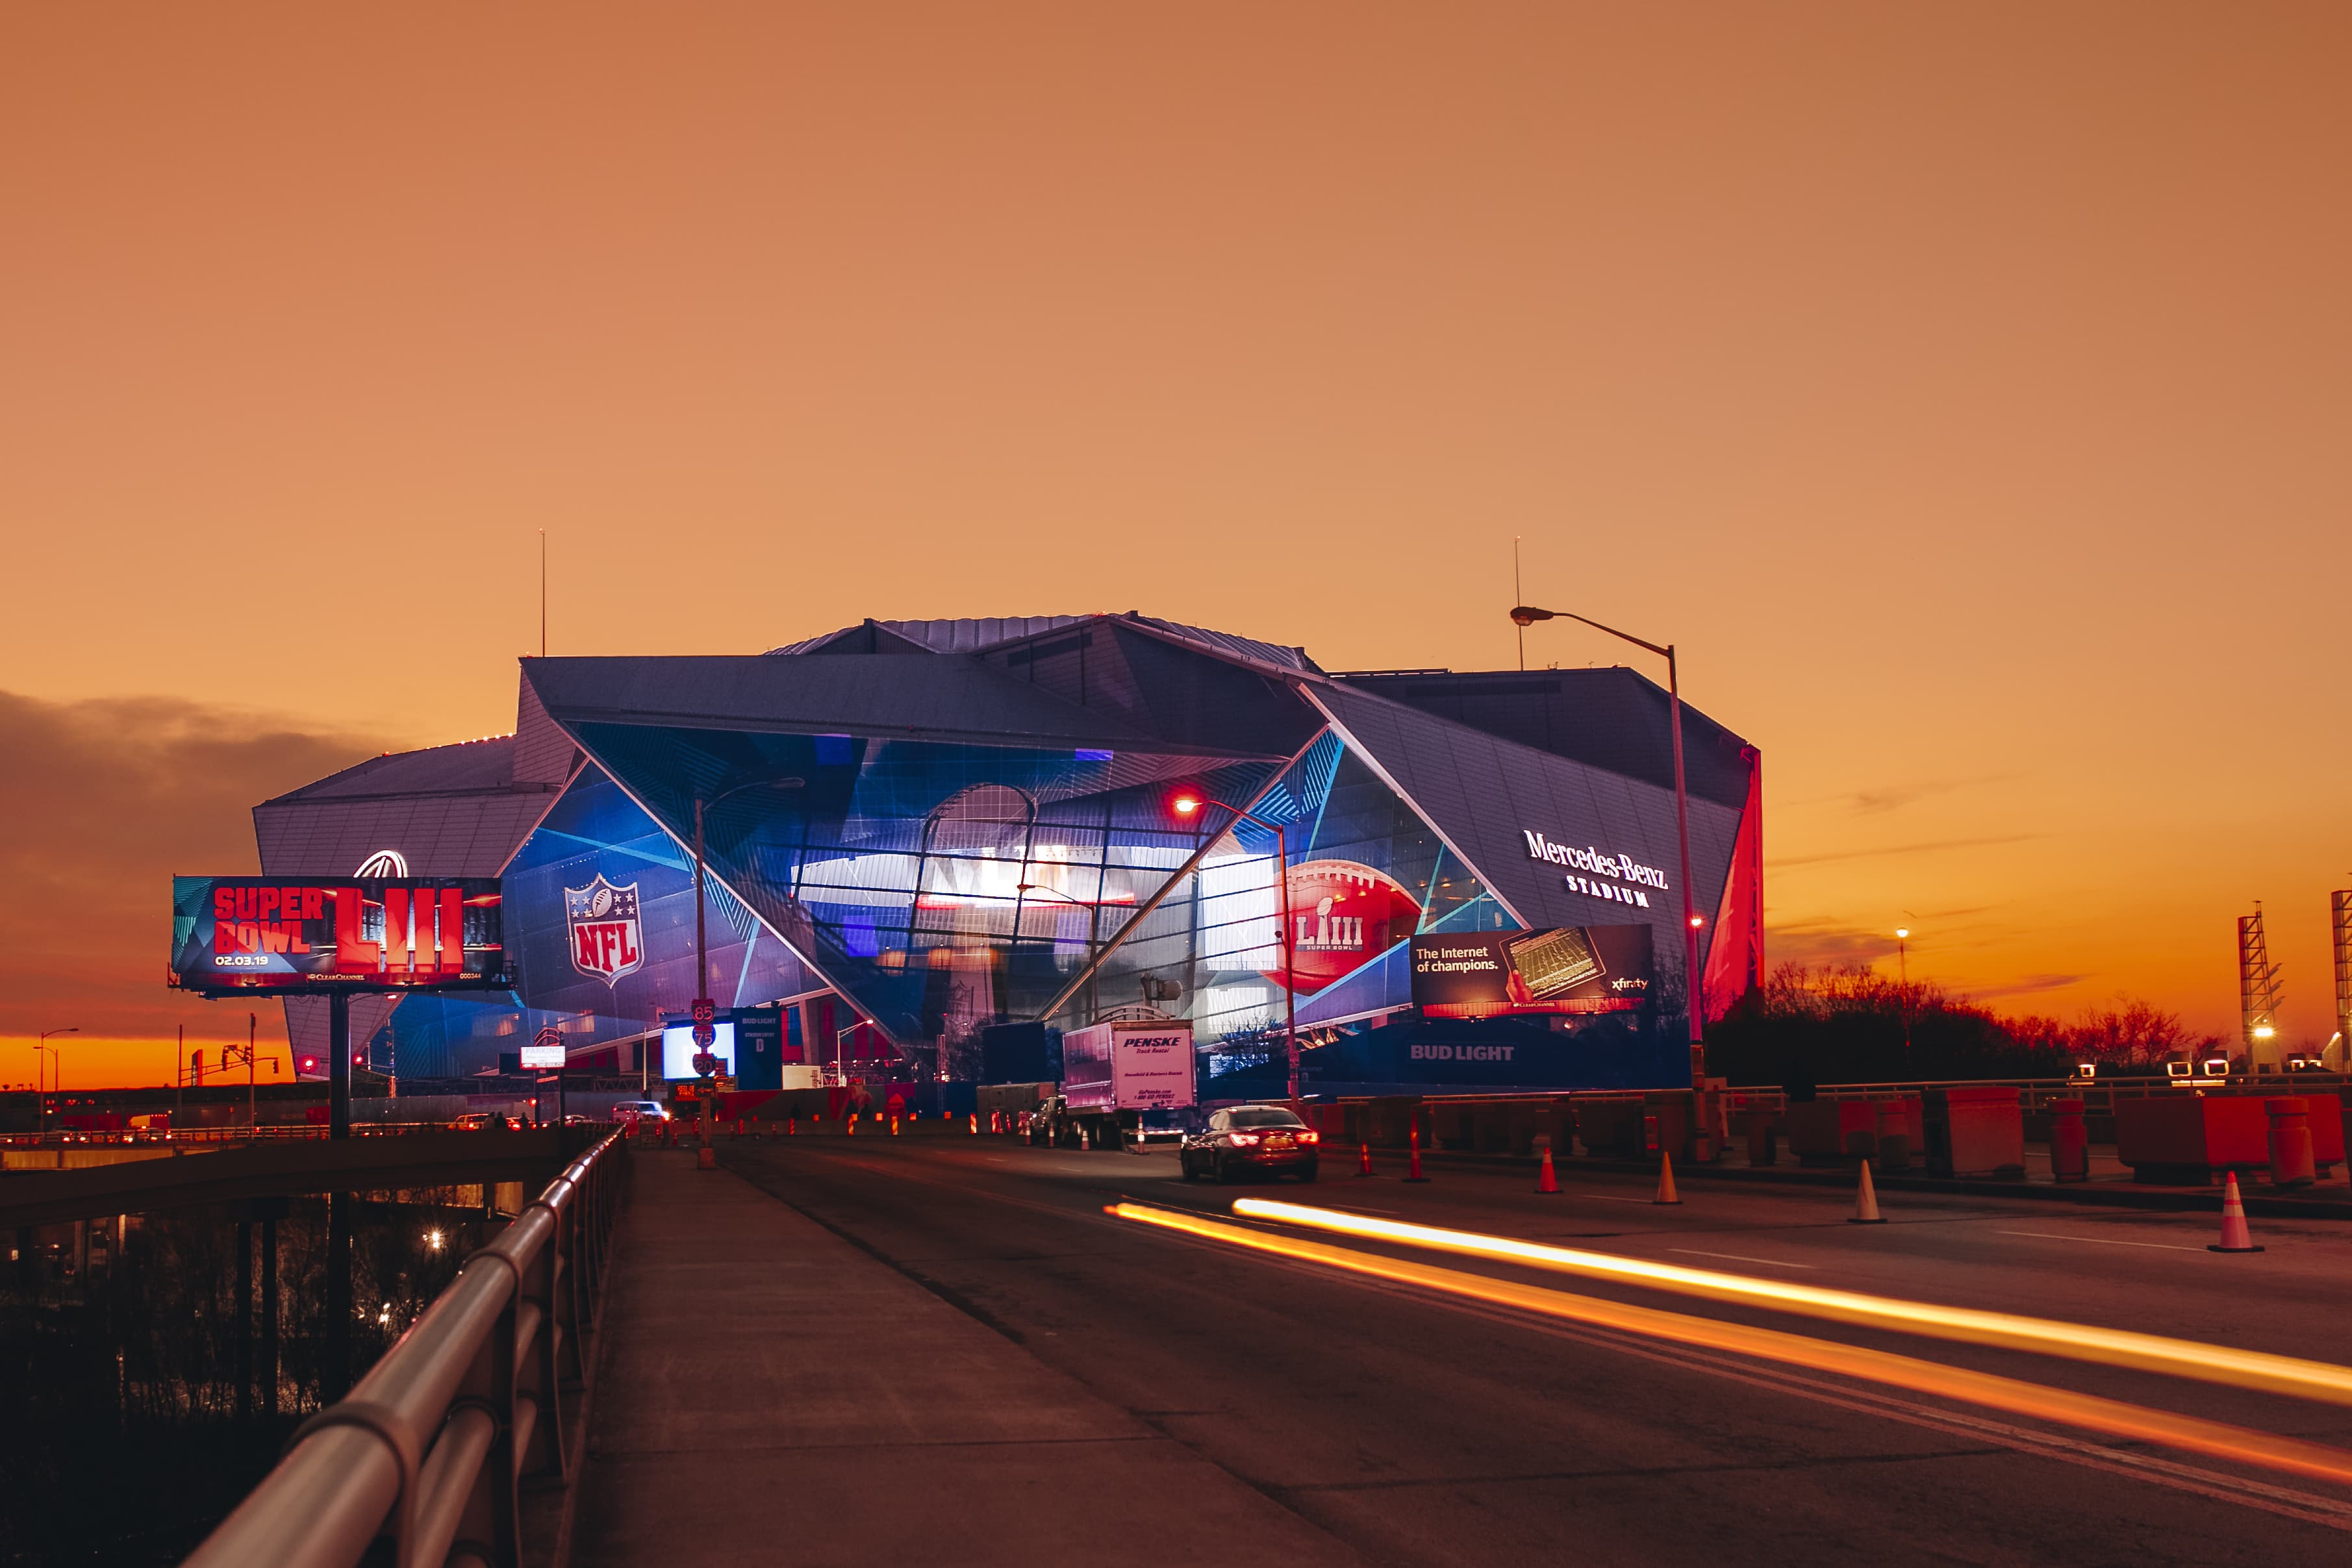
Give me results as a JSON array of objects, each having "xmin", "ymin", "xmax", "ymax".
[
  {"xmin": 449, "ymin": 1111, "xmax": 525, "ymax": 1131},
  {"xmin": 1179, "ymin": 1107, "xmax": 1319, "ymax": 1183},
  {"xmin": 611, "ymin": 1100, "xmax": 670, "ymax": 1123}
]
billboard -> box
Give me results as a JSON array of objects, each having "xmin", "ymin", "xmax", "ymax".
[
  {"xmin": 1409, "ymin": 926, "xmax": 1654, "ymax": 1017},
  {"xmin": 171, "ymin": 876, "xmax": 507, "ymax": 994}
]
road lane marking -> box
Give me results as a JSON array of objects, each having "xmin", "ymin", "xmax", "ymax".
[
  {"xmin": 1226, "ymin": 1197, "xmax": 2352, "ymax": 1411},
  {"xmin": 1113, "ymin": 1201, "xmax": 2352, "ymax": 1488},
  {"xmin": 1997, "ymin": 1230, "xmax": 2205, "ymax": 1253},
  {"xmin": 1670, "ymin": 1248, "xmax": 1817, "ymax": 1270},
  {"xmin": 1462, "ymin": 1291, "xmax": 2352, "ymax": 1532},
  {"xmin": 1128, "ymin": 1217, "xmax": 2352, "ymax": 1533}
]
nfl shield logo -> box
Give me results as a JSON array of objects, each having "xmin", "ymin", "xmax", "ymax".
[{"xmin": 564, "ymin": 875, "xmax": 644, "ymax": 986}]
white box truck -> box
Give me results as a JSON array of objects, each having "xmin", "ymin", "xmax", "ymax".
[{"xmin": 1027, "ymin": 1019, "xmax": 1196, "ymax": 1150}]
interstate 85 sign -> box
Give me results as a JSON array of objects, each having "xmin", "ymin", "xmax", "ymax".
[{"xmin": 171, "ymin": 876, "xmax": 508, "ymax": 994}]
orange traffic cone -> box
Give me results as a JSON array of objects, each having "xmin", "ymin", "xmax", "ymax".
[
  {"xmin": 848, "ymin": 1112, "xmax": 858, "ymax": 1137},
  {"xmin": 788, "ymin": 1115, "xmax": 797, "ymax": 1136},
  {"xmin": 968, "ymin": 1113, "xmax": 979, "ymax": 1135},
  {"xmin": 1404, "ymin": 1121, "xmax": 1431, "ymax": 1182},
  {"xmin": 1652, "ymin": 1150, "xmax": 1681, "ymax": 1205},
  {"xmin": 2209, "ymin": 1171, "xmax": 2264, "ymax": 1253},
  {"xmin": 1537, "ymin": 1141, "xmax": 1561, "ymax": 1195},
  {"xmin": 1356, "ymin": 1141, "xmax": 1374, "ymax": 1178},
  {"xmin": 1849, "ymin": 1159, "xmax": 1886, "ymax": 1224},
  {"xmin": 890, "ymin": 1114, "xmax": 900, "ymax": 1137}
]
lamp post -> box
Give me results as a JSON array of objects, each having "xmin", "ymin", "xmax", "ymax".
[
  {"xmin": 691, "ymin": 776, "xmax": 804, "ymax": 1167},
  {"xmin": 1508, "ymin": 604, "xmax": 1705, "ymax": 1085},
  {"xmin": 36, "ymin": 1028, "xmax": 77, "ymax": 1138},
  {"xmin": 1170, "ymin": 794, "xmax": 1298, "ymax": 1101},
  {"xmin": 1017, "ymin": 881, "xmax": 1104, "ymax": 1024},
  {"xmin": 1894, "ymin": 926, "xmax": 1911, "ymax": 1064}
]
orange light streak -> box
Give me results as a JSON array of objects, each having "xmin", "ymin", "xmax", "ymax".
[
  {"xmin": 1230, "ymin": 1198, "xmax": 2352, "ymax": 1411},
  {"xmin": 1107, "ymin": 1202, "xmax": 2352, "ymax": 1487}
]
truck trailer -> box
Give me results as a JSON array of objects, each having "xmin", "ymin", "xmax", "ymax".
[{"xmin": 1026, "ymin": 1018, "xmax": 1196, "ymax": 1149}]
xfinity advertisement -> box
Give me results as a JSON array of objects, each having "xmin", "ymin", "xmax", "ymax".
[{"xmin": 1408, "ymin": 925, "xmax": 1655, "ymax": 1015}]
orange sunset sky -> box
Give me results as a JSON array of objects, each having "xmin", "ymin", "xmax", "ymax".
[{"xmin": 3, "ymin": 4, "xmax": 2347, "ymax": 1089}]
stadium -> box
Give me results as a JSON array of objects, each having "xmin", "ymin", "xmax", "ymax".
[{"xmin": 251, "ymin": 613, "xmax": 1764, "ymax": 1097}]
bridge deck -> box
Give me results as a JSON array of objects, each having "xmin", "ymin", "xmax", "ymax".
[{"xmin": 568, "ymin": 1148, "xmax": 1356, "ymax": 1567}]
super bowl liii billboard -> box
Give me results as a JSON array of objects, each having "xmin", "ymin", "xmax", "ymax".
[
  {"xmin": 171, "ymin": 876, "xmax": 508, "ymax": 994},
  {"xmin": 1408, "ymin": 925, "xmax": 1654, "ymax": 1016}
]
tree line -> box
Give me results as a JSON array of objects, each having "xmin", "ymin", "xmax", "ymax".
[{"xmin": 1704, "ymin": 963, "xmax": 2227, "ymax": 1087}]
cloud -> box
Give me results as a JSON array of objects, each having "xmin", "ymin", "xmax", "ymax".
[
  {"xmin": 1784, "ymin": 774, "xmax": 2017, "ymax": 816},
  {"xmin": 1961, "ymin": 972, "xmax": 2090, "ymax": 1001},
  {"xmin": 1764, "ymin": 920, "xmax": 1895, "ymax": 968},
  {"xmin": 1773, "ymin": 833, "xmax": 2042, "ymax": 870},
  {"xmin": 0, "ymin": 691, "xmax": 390, "ymax": 1037}
]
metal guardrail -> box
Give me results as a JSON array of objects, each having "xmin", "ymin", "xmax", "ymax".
[
  {"xmin": 1, "ymin": 1122, "xmax": 618, "ymax": 1150},
  {"xmin": 183, "ymin": 1129, "xmax": 630, "ymax": 1568}
]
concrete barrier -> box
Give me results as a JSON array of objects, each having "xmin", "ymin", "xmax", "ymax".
[{"xmin": 2116, "ymin": 1096, "xmax": 2268, "ymax": 1184}]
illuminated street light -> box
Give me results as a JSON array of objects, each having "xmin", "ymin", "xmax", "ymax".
[
  {"xmin": 1894, "ymin": 924, "xmax": 1915, "ymax": 1063},
  {"xmin": 1172, "ymin": 793, "xmax": 1299, "ymax": 1100},
  {"xmin": 1507, "ymin": 605, "xmax": 1704, "ymax": 1083}
]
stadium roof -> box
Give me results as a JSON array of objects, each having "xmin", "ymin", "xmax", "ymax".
[{"xmin": 768, "ymin": 613, "xmax": 1319, "ymax": 674}]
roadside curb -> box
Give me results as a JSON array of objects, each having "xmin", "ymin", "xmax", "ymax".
[{"xmin": 1402, "ymin": 1150, "xmax": 2352, "ymax": 1220}]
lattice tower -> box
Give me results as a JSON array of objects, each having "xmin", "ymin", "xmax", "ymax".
[{"xmin": 2238, "ymin": 905, "xmax": 2284, "ymax": 1062}]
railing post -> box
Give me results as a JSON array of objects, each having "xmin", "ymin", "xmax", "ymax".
[{"xmin": 516, "ymin": 1198, "xmax": 566, "ymax": 1484}]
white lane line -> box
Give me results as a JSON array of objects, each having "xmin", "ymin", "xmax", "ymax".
[
  {"xmin": 1589, "ymin": 1195, "xmax": 1660, "ymax": 1204},
  {"xmin": 1669, "ymin": 1248, "xmax": 1818, "ymax": 1270},
  {"xmin": 1998, "ymin": 1230, "xmax": 2205, "ymax": 1253}
]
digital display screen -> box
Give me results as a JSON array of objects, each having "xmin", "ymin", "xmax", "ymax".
[
  {"xmin": 171, "ymin": 876, "xmax": 507, "ymax": 994},
  {"xmin": 1410, "ymin": 925, "xmax": 1655, "ymax": 1016},
  {"xmin": 518, "ymin": 1043, "xmax": 566, "ymax": 1069},
  {"xmin": 660, "ymin": 1021, "xmax": 736, "ymax": 1080}
]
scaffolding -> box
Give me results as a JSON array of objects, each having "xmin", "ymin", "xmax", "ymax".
[{"xmin": 2238, "ymin": 905, "xmax": 2284, "ymax": 1066}]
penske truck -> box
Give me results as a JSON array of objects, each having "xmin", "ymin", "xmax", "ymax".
[{"xmin": 1025, "ymin": 1018, "xmax": 1196, "ymax": 1150}]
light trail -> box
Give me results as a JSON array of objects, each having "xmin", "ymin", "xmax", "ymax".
[
  {"xmin": 1230, "ymin": 1198, "xmax": 2352, "ymax": 1410},
  {"xmin": 1107, "ymin": 1200, "xmax": 2352, "ymax": 1486}
]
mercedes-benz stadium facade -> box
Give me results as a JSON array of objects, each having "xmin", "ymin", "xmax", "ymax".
[{"xmin": 255, "ymin": 613, "xmax": 1763, "ymax": 1098}]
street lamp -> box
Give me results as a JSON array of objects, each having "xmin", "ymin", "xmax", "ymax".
[
  {"xmin": 1017, "ymin": 881, "xmax": 1106, "ymax": 1022},
  {"xmin": 1170, "ymin": 794, "xmax": 1299, "ymax": 1101},
  {"xmin": 691, "ymin": 776, "xmax": 804, "ymax": 1168},
  {"xmin": 36, "ymin": 1027, "xmax": 76, "ymax": 1137},
  {"xmin": 1894, "ymin": 926, "xmax": 1912, "ymax": 1063},
  {"xmin": 1508, "ymin": 604, "xmax": 1706, "ymax": 1083}
]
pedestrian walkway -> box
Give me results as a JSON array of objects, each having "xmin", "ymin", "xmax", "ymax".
[{"xmin": 565, "ymin": 1150, "xmax": 1360, "ymax": 1567}]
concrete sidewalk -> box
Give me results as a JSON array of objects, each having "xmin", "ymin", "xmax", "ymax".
[{"xmin": 565, "ymin": 1148, "xmax": 1361, "ymax": 1568}]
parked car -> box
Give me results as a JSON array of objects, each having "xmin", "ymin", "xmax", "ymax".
[
  {"xmin": 1179, "ymin": 1106, "xmax": 1320, "ymax": 1183},
  {"xmin": 611, "ymin": 1100, "xmax": 670, "ymax": 1124},
  {"xmin": 449, "ymin": 1111, "xmax": 526, "ymax": 1131}
]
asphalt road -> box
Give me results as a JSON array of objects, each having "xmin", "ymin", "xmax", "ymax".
[{"xmin": 718, "ymin": 1133, "xmax": 2352, "ymax": 1566}]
